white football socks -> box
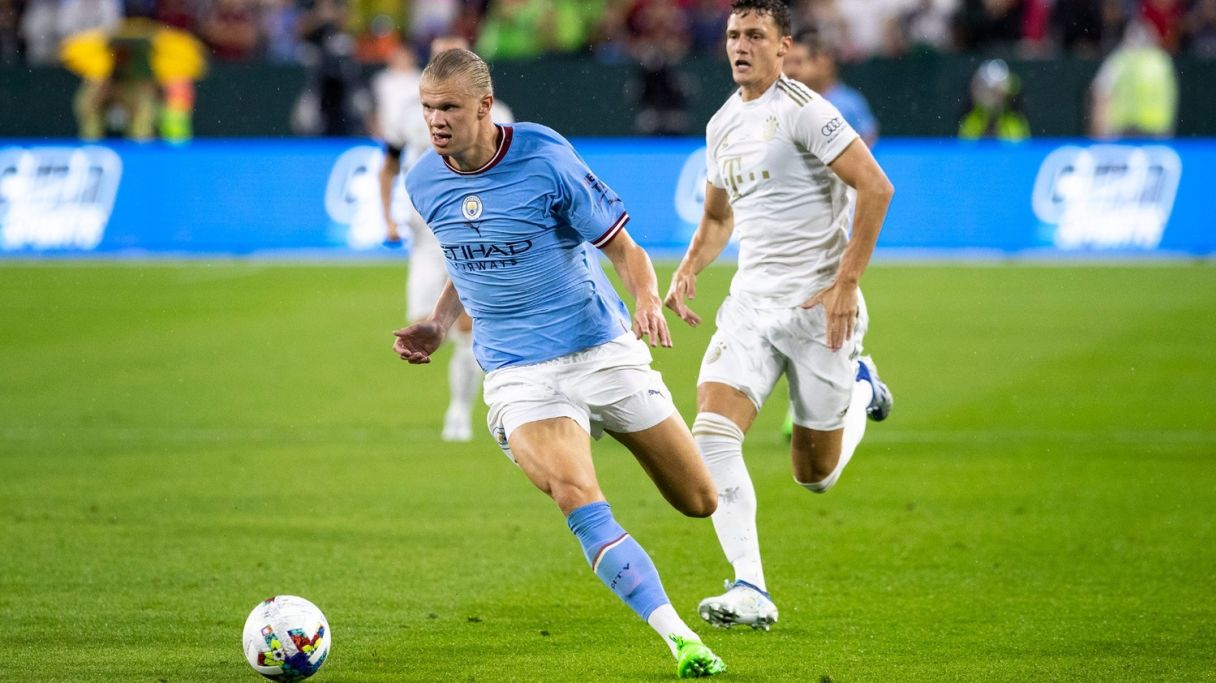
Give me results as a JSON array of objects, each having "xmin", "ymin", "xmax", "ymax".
[
  {"xmin": 446, "ymin": 328, "xmax": 481, "ymax": 415},
  {"xmin": 693, "ymin": 412, "xmax": 766, "ymax": 592},
  {"xmin": 799, "ymin": 379, "xmax": 873, "ymax": 493},
  {"xmin": 647, "ymin": 604, "xmax": 700, "ymax": 656}
]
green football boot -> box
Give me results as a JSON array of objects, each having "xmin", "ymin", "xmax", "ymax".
[{"xmin": 671, "ymin": 635, "xmax": 727, "ymax": 678}]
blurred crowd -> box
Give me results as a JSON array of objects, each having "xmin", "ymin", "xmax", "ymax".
[{"xmin": 3, "ymin": 0, "xmax": 1216, "ymax": 69}]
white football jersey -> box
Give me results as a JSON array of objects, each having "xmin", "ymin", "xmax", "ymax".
[{"xmin": 707, "ymin": 74, "xmax": 859, "ymax": 307}]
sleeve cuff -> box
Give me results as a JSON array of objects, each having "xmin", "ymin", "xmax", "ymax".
[{"xmin": 591, "ymin": 212, "xmax": 630, "ymax": 248}]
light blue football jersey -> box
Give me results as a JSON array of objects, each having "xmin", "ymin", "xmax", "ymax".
[{"xmin": 404, "ymin": 123, "xmax": 632, "ymax": 371}]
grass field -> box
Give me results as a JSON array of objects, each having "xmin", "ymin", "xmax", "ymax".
[{"xmin": 2, "ymin": 262, "xmax": 1214, "ymax": 682}]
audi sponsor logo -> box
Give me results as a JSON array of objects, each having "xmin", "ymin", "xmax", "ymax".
[
  {"xmin": 821, "ymin": 117, "xmax": 844, "ymax": 136},
  {"xmin": 1032, "ymin": 145, "xmax": 1181, "ymax": 250},
  {"xmin": 0, "ymin": 146, "xmax": 122, "ymax": 251}
]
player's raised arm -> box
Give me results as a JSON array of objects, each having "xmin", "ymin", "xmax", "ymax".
[
  {"xmin": 664, "ymin": 183, "xmax": 734, "ymax": 327},
  {"xmin": 392, "ymin": 279, "xmax": 464, "ymax": 363},
  {"xmin": 803, "ymin": 140, "xmax": 894, "ymax": 351},
  {"xmin": 600, "ymin": 229, "xmax": 671, "ymax": 349}
]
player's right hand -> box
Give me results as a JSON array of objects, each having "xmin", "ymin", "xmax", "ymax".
[
  {"xmin": 664, "ymin": 269, "xmax": 701, "ymax": 327},
  {"xmin": 392, "ymin": 321, "xmax": 446, "ymax": 364},
  {"xmin": 634, "ymin": 295, "xmax": 673, "ymax": 348}
]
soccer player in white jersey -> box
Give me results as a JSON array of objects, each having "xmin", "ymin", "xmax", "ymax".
[
  {"xmin": 376, "ymin": 35, "xmax": 514, "ymax": 442},
  {"xmin": 664, "ymin": 0, "xmax": 895, "ymax": 630},
  {"xmin": 391, "ymin": 49, "xmax": 726, "ymax": 678}
]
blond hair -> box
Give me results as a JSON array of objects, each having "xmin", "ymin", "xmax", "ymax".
[{"xmin": 421, "ymin": 48, "xmax": 494, "ymax": 97}]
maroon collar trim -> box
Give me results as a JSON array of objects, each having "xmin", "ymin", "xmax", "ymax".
[{"xmin": 443, "ymin": 125, "xmax": 513, "ymax": 175}]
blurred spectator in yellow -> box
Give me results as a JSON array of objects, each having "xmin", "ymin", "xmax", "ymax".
[
  {"xmin": 60, "ymin": 17, "xmax": 206, "ymax": 141},
  {"xmin": 959, "ymin": 58, "xmax": 1030, "ymax": 141},
  {"xmin": 1090, "ymin": 21, "xmax": 1177, "ymax": 138},
  {"xmin": 199, "ymin": 0, "xmax": 259, "ymax": 60}
]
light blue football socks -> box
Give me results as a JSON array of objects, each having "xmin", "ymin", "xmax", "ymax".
[
  {"xmin": 568, "ymin": 501, "xmax": 718, "ymax": 669},
  {"xmin": 567, "ymin": 501, "xmax": 669, "ymax": 621}
]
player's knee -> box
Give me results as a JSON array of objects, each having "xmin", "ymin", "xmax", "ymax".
[
  {"xmin": 549, "ymin": 481, "xmax": 603, "ymax": 515},
  {"xmin": 678, "ymin": 485, "xmax": 718, "ymax": 518},
  {"xmin": 794, "ymin": 473, "xmax": 838, "ymax": 494},
  {"xmin": 790, "ymin": 438, "xmax": 840, "ymax": 494}
]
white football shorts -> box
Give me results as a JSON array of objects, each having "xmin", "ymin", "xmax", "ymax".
[
  {"xmin": 483, "ymin": 333, "xmax": 678, "ymax": 463},
  {"xmin": 698, "ymin": 293, "xmax": 867, "ymax": 431},
  {"xmin": 406, "ymin": 214, "xmax": 448, "ymax": 322}
]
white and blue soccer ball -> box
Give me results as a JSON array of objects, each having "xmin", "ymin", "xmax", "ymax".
[{"xmin": 242, "ymin": 595, "xmax": 331, "ymax": 681}]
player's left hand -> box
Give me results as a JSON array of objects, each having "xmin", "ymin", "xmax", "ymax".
[
  {"xmin": 663, "ymin": 269, "xmax": 701, "ymax": 327},
  {"xmin": 634, "ymin": 296, "xmax": 673, "ymax": 348},
  {"xmin": 392, "ymin": 320, "xmax": 446, "ymax": 364},
  {"xmin": 802, "ymin": 281, "xmax": 858, "ymax": 352}
]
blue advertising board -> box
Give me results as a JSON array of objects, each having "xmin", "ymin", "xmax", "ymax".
[{"xmin": 0, "ymin": 138, "xmax": 1210, "ymax": 258}]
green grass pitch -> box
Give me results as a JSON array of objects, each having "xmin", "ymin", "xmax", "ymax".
[{"xmin": 1, "ymin": 262, "xmax": 1213, "ymax": 682}]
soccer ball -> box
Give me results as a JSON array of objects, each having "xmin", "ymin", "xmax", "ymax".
[{"xmin": 242, "ymin": 595, "xmax": 331, "ymax": 681}]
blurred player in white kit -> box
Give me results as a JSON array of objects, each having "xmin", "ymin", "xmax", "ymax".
[
  {"xmin": 374, "ymin": 35, "xmax": 513, "ymax": 442},
  {"xmin": 665, "ymin": 0, "xmax": 895, "ymax": 630}
]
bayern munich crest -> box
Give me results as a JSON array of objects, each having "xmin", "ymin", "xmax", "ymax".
[{"xmin": 462, "ymin": 195, "xmax": 484, "ymax": 221}]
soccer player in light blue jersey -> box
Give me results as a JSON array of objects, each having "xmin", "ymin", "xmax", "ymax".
[{"xmin": 390, "ymin": 48, "xmax": 726, "ymax": 679}]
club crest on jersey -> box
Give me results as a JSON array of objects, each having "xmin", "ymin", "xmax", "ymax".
[
  {"xmin": 763, "ymin": 115, "xmax": 779, "ymax": 140},
  {"xmin": 461, "ymin": 195, "xmax": 484, "ymax": 221}
]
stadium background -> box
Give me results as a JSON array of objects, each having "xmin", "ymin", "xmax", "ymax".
[{"xmin": 2, "ymin": 0, "xmax": 1214, "ymax": 681}]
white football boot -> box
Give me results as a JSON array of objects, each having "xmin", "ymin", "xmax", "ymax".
[
  {"xmin": 697, "ymin": 580, "xmax": 778, "ymax": 630},
  {"xmin": 441, "ymin": 404, "xmax": 473, "ymax": 442}
]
